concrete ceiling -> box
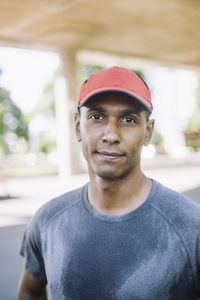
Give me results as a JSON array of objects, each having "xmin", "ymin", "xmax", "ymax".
[{"xmin": 0, "ymin": 0, "xmax": 200, "ymax": 69}]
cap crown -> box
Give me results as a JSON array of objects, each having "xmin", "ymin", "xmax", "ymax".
[{"xmin": 78, "ymin": 66, "xmax": 152, "ymax": 110}]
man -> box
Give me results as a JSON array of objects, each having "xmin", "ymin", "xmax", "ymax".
[{"xmin": 18, "ymin": 66, "xmax": 200, "ymax": 300}]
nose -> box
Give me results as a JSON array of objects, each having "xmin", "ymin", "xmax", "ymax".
[{"xmin": 102, "ymin": 120, "xmax": 121, "ymax": 145}]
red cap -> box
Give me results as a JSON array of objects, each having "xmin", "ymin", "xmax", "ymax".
[{"xmin": 78, "ymin": 66, "xmax": 152, "ymax": 111}]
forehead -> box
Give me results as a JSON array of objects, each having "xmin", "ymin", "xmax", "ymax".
[{"xmin": 82, "ymin": 92, "xmax": 144, "ymax": 112}]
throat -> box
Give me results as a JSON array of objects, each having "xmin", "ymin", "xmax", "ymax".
[{"xmin": 88, "ymin": 174, "xmax": 152, "ymax": 216}]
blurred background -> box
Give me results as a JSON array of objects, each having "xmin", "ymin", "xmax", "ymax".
[{"xmin": 0, "ymin": 0, "xmax": 200, "ymax": 299}]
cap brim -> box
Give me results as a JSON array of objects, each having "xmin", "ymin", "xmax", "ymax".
[{"xmin": 79, "ymin": 89, "xmax": 152, "ymax": 112}]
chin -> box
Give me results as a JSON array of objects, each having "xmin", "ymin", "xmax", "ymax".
[
  {"xmin": 95, "ymin": 167, "xmax": 127, "ymax": 180},
  {"xmin": 98, "ymin": 172, "xmax": 118, "ymax": 180}
]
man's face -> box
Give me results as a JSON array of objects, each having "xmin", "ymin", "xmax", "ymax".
[{"xmin": 75, "ymin": 93, "xmax": 154, "ymax": 180}]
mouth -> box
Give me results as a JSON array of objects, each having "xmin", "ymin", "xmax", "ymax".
[{"xmin": 95, "ymin": 151, "xmax": 125, "ymax": 161}]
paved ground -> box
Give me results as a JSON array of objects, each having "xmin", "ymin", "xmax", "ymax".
[
  {"xmin": 0, "ymin": 154, "xmax": 200, "ymax": 299},
  {"xmin": 0, "ymin": 225, "xmax": 26, "ymax": 300}
]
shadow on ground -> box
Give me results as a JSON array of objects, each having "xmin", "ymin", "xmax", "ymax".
[{"xmin": 0, "ymin": 186, "xmax": 199, "ymax": 300}]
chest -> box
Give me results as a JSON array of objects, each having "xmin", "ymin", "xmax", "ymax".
[{"xmin": 43, "ymin": 218, "xmax": 197, "ymax": 299}]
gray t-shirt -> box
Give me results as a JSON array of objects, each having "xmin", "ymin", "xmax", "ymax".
[{"xmin": 20, "ymin": 180, "xmax": 200, "ymax": 299}]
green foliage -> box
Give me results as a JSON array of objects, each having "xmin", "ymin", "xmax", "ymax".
[
  {"xmin": 39, "ymin": 139, "xmax": 49, "ymax": 153},
  {"xmin": 38, "ymin": 138, "xmax": 56, "ymax": 154},
  {"xmin": 186, "ymin": 77, "xmax": 200, "ymax": 132},
  {"xmin": 132, "ymin": 70, "xmax": 145, "ymax": 80},
  {"xmin": 29, "ymin": 63, "xmax": 104, "ymax": 123},
  {"xmin": 0, "ymin": 82, "xmax": 28, "ymax": 153},
  {"xmin": 151, "ymin": 129, "xmax": 163, "ymax": 145},
  {"xmin": 77, "ymin": 63, "xmax": 104, "ymax": 92},
  {"xmin": 184, "ymin": 77, "xmax": 200, "ymax": 150},
  {"xmin": 28, "ymin": 81, "xmax": 55, "ymax": 122},
  {"xmin": 27, "ymin": 67, "xmax": 63, "ymax": 123},
  {"xmin": 187, "ymin": 111, "xmax": 200, "ymax": 132}
]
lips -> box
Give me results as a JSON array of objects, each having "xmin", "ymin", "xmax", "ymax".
[{"xmin": 95, "ymin": 151, "xmax": 125, "ymax": 160}]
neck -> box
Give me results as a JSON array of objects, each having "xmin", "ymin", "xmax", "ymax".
[{"xmin": 87, "ymin": 167, "xmax": 152, "ymax": 216}]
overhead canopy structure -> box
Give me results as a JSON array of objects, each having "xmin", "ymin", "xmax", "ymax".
[
  {"xmin": 1, "ymin": 0, "xmax": 200, "ymax": 177},
  {"xmin": 0, "ymin": 0, "xmax": 200, "ymax": 69}
]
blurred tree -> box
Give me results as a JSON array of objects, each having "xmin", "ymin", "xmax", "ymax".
[
  {"xmin": 0, "ymin": 70, "xmax": 28, "ymax": 153},
  {"xmin": 77, "ymin": 63, "xmax": 103, "ymax": 85},
  {"xmin": 186, "ymin": 77, "xmax": 200, "ymax": 132},
  {"xmin": 151, "ymin": 129, "xmax": 163, "ymax": 146},
  {"xmin": 185, "ymin": 77, "xmax": 200, "ymax": 150},
  {"xmin": 133, "ymin": 70, "xmax": 145, "ymax": 80},
  {"xmin": 28, "ymin": 63, "xmax": 104, "ymax": 130},
  {"xmin": 27, "ymin": 68, "xmax": 60, "ymax": 154},
  {"xmin": 27, "ymin": 70, "xmax": 60, "ymax": 121},
  {"xmin": 39, "ymin": 138, "xmax": 51, "ymax": 154}
]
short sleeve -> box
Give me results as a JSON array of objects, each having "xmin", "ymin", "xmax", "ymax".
[
  {"xmin": 20, "ymin": 216, "xmax": 47, "ymax": 280},
  {"xmin": 197, "ymin": 234, "xmax": 200, "ymax": 288}
]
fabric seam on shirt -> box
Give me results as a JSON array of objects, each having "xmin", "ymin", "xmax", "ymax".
[
  {"xmin": 82, "ymin": 180, "xmax": 158, "ymax": 224},
  {"xmin": 81, "ymin": 204, "xmax": 154, "ymax": 224},
  {"xmin": 41, "ymin": 196, "xmax": 82, "ymax": 237},
  {"xmin": 151, "ymin": 202, "xmax": 198, "ymax": 297}
]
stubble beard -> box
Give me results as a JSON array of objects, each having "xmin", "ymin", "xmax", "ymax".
[{"xmin": 88, "ymin": 157, "xmax": 140, "ymax": 181}]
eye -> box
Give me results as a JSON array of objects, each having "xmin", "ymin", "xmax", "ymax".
[
  {"xmin": 121, "ymin": 116, "xmax": 136, "ymax": 123},
  {"xmin": 89, "ymin": 114, "xmax": 103, "ymax": 120}
]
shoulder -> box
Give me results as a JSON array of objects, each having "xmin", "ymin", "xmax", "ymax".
[
  {"xmin": 30, "ymin": 184, "xmax": 86, "ymax": 230},
  {"xmin": 151, "ymin": 180, "xmax": 200, "ymax": 230}
]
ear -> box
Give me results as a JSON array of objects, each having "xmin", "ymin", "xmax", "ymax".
[
  {"xmin": 75, "ymin": 112, "xmax": 81, "ymax": 142},
  {"xmin": 144, "ymin": 119, "xmax": 154, "ymax": 146}
]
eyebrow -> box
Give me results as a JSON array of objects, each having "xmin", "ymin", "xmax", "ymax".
[
  {"xmin": 86, "ymin": 107, "xmax": 142, "ymax": 116},
  {"xmin": 86, "ymin": 107, "xmax": 106, "ymax": 113},
  {"xmin": 120, "ymin": 109, "xmax": 142, "ymax": 117}
]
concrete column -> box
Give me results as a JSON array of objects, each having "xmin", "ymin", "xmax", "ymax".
[
  {"xmin": 55, "ymin": 49, "xmax": 83, "ymax": 181},
  {"xmin": 54, "ymin": 76, "xmax": 71, "ymax": 180}
]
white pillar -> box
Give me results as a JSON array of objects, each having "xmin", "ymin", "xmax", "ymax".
[
  {"xmin": 55, "ymin": 50, "xmax": 83, "ymax": 181},
  {"xmin": 54, "ymin": 76, "xmax": 71, "ymax": 179}
]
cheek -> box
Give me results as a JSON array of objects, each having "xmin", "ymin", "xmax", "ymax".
[
  {"xmin": 124, "ymin": 128, "xmax": 145, "ymax": 148},
  {"xmin": 80, "ymin": 133, "xmax": 90, "ymax": 157},
  {"xmin": 80, "ymin": 125, "xmax": 99, "ymax": 157}
]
